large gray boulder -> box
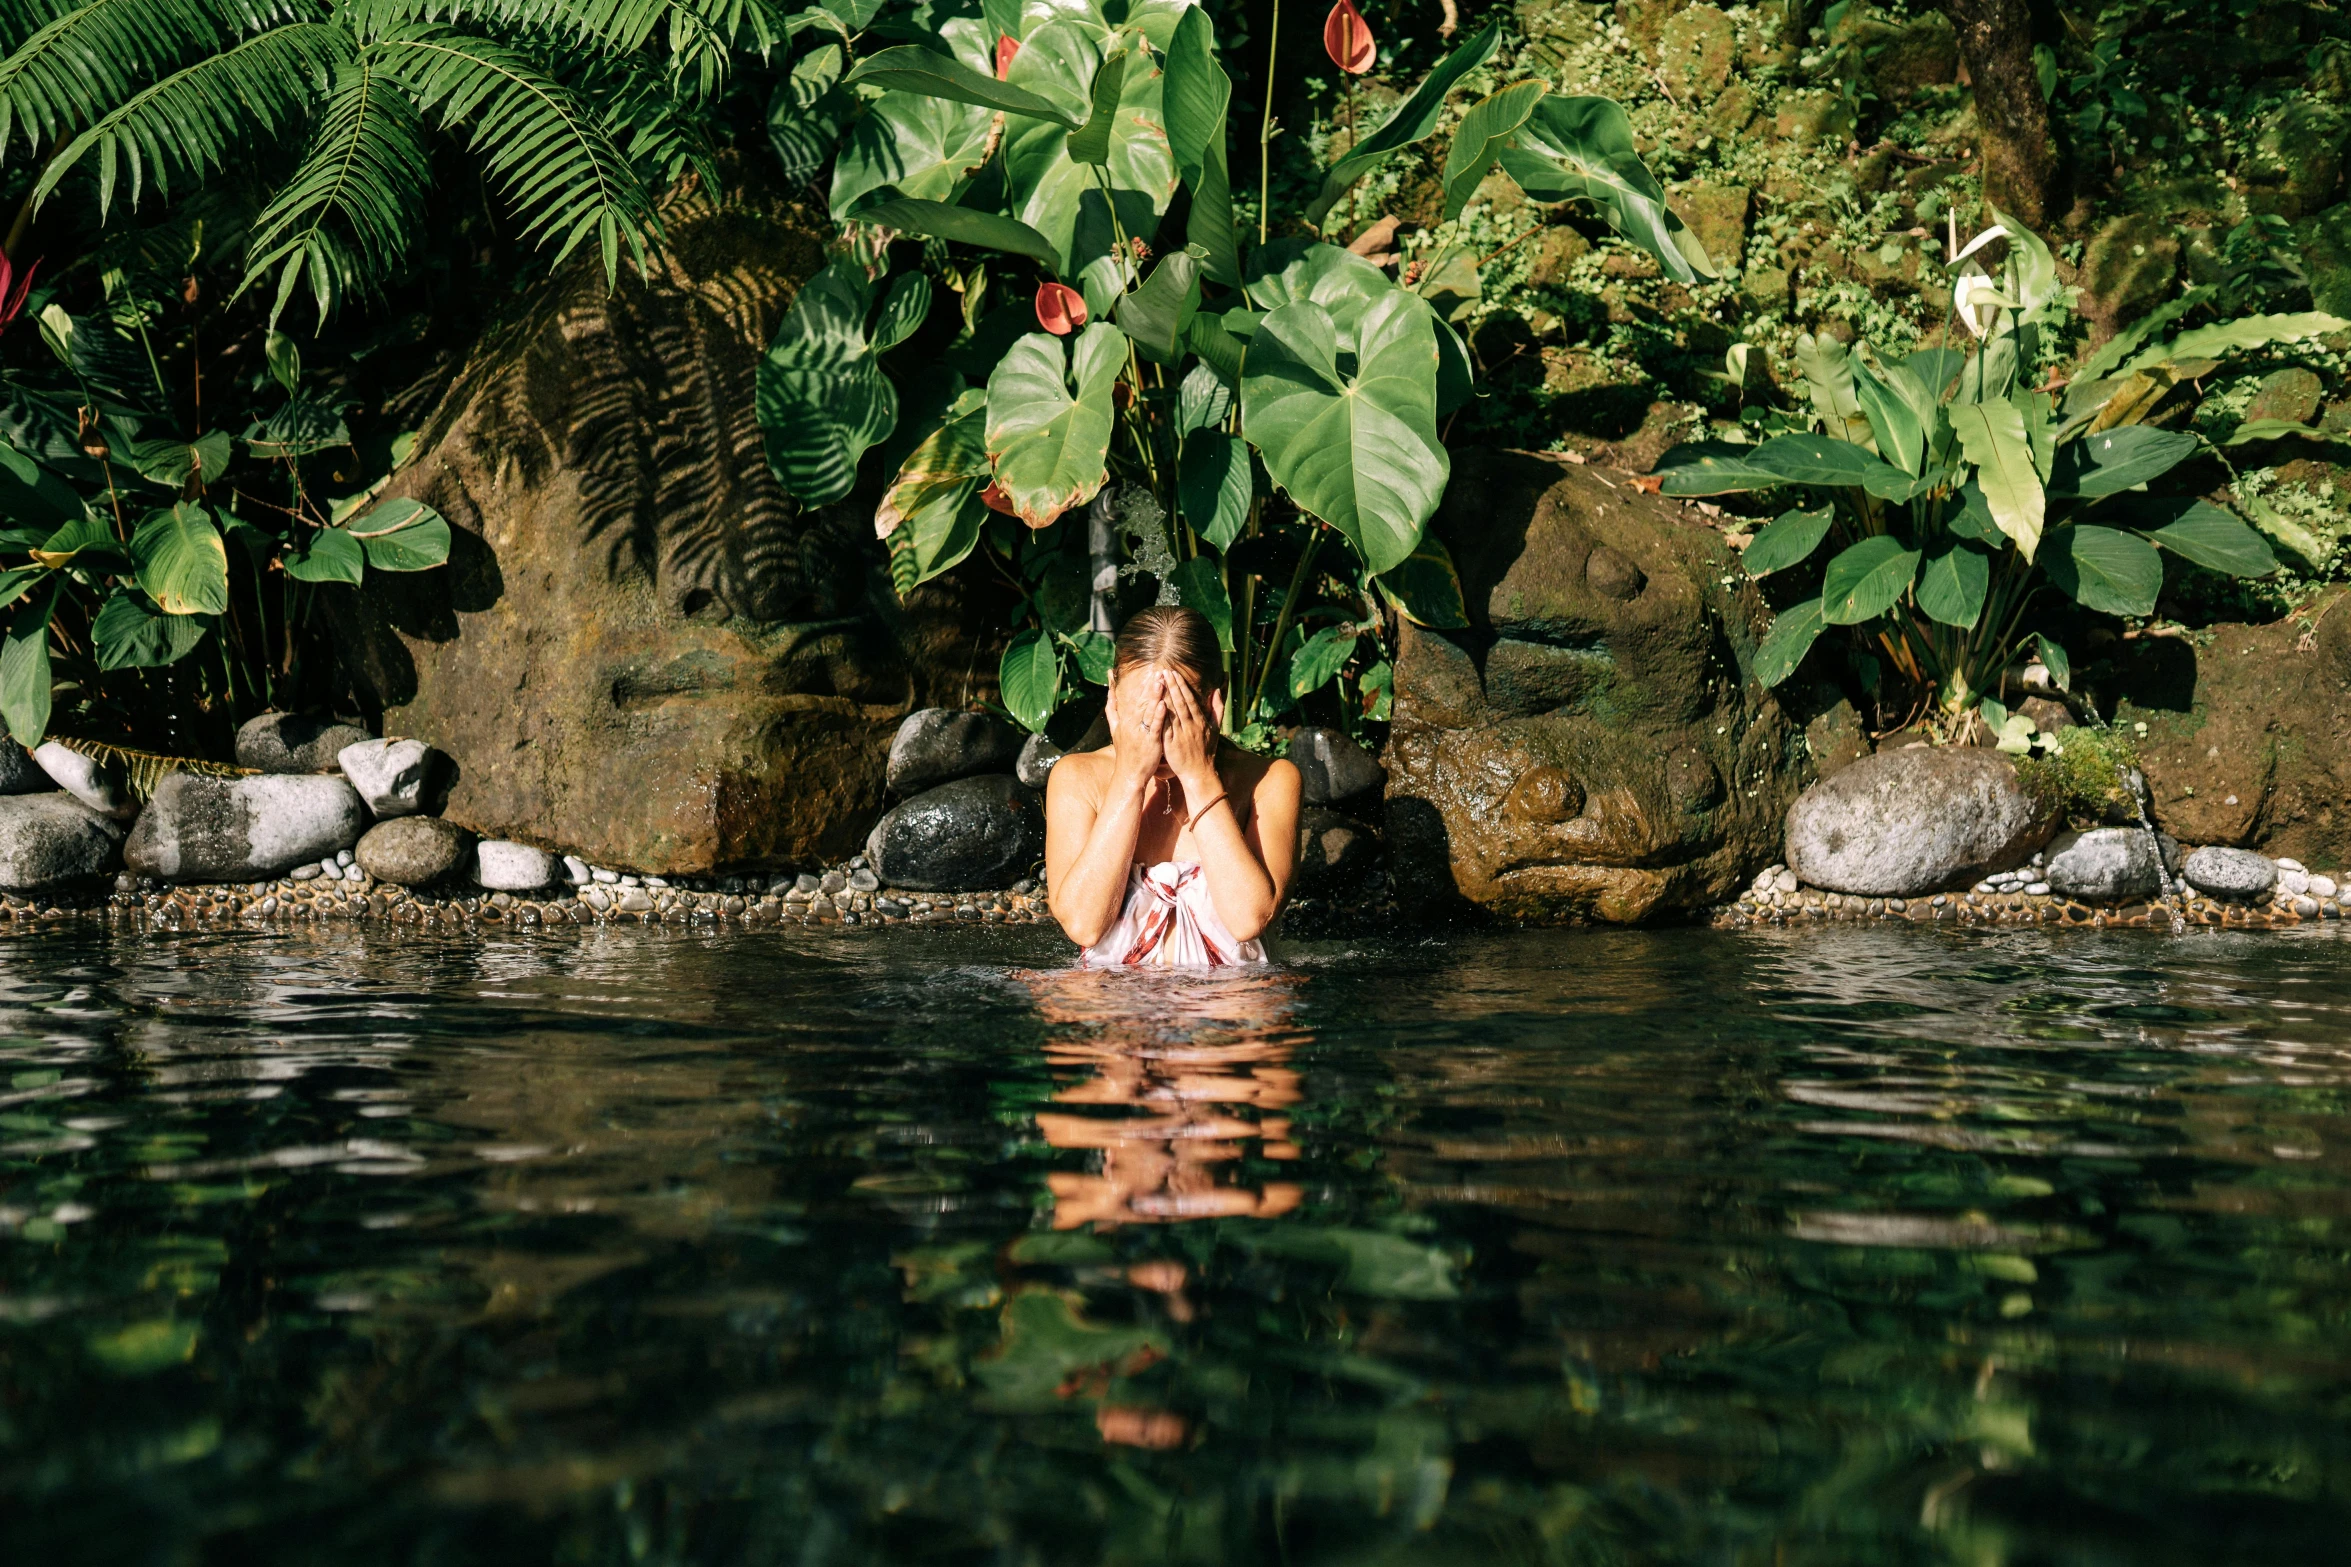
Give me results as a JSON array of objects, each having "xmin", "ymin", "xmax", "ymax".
[
  {"xmin": 235, "ymin": 712, "xmax": 373, "ymax": 774},
  {"xmin": 1785, "ymin": 748, "xmax": 2055, "ymax": 896},
  {"xmin": 2043, "ymin": 827, "xmax": 2177, "ymax": 901},
  {"xmin": 2183, "ymin": 845, "xmax": 2278, "ymax": 902},
  {"xmin": 1016, "ymin": 732, "xmax": 1064, "ymax": 789},
  {"xmin": 337, "ymin": 737, "xmax": 445, "ymax": 818},
  {"xmin": 0, "ymin": 742, "xmax": 49, "ymax": 795},
  {"xmin": 0, "ymin": 794, "xmax": 123, "ymax": 888},
  {"xmin": 356, "ymin": 817, "xmax": 473, "ymax": 886},
  {"xmin": 125, "ymin": 773, "xmax": 367, "ymax": 881},
  {"xmin": 1289, "ymin": 727, "xmax": 1385, "ymax": 804},
  {"xmin": 33, "ymin": 742, "xmax": 134, "ymax": 818},
  {"xmin": 866, "ymin": 775, "xmax": 1043, "ymax": 891},
  {"xmin": 886, "ymin": 709, "xmax": 1024, "ymax": 797}
]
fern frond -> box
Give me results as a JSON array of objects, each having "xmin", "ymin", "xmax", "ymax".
[
  {"xmin": 0, "ymin": 0, "xmax": 226, "ymax": 158},
  {"xmin": 240, "ymin": 54, "xmax": 433, "ymax": 323},
  {"xmin": 347, "ymin": 0, "xmax": 778, "ymax": 93},
  {"xmin": 46, "ymin": 735, "xmax": 255, "ymax": 802},
  {"xmin": 32, "ymin": 20, "xmax": 349, "ymax": 218},
  {"xmin": 370, "ymin": 27, "xmax": 658, "ymax": 282},
  {"xmin": 571, "ymin": 48, "xmax": 715, "ymax": 193}
]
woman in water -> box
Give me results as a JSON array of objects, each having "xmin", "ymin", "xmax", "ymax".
[{"xmin": 1045, "ymin": 606, "xmax": 1302, "ymax": 966}]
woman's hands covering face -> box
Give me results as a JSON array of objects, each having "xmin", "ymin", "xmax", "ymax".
[
  {"xmin": 1110, "ymin": 667, "xmax": 1166, "ymax": 785},
  {"xmin": 1161, "ymin": 675, "xmax": 1218, "ymax": 789}
]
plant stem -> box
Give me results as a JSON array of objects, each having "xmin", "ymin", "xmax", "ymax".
[
  {"xmin": 1248, "ymin": 524, "xmax": 1323, "ymax": 718},
  {"xmin": 1259, "ymin": 0, "xmax": 1281, "ymax": 249}
]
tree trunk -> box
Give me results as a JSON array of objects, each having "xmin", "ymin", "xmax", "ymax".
[{"xmin": 1942, "ymin": 0, "xmax": 2061, "ymax": 230}]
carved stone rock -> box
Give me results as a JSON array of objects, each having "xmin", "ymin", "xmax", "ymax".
[
  {"xmin": 336, "ymin": 182, "xmax": 1005, "ymax": 874},
  {"xmin": 1384, "ymin": 451, "xmax": 1806, "ymax": 923}
]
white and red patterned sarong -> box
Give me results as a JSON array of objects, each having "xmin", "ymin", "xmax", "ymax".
[{"xmin": 1080, "ymin": 861, "xmax": 1267, "ymax": 969}]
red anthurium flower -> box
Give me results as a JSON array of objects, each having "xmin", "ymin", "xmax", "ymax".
[
  {"xmin": 1035, "ymin": 281, "xmax": 1087, "ymax": 335},
  {"xmin": 1324, "ymin": 0, "xmax": 1374, "ymax": 73},
  {"xmin": 0, "ymin": 252, "xmax": 38, "ymax": 335},
  {"xmin": 995, "ymin": 33, "xmax": 1019, "ymax": 79}
]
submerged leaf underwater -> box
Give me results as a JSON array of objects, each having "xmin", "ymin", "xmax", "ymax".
[{"xmin": 4, "ymin": 920, "xmax": 2350, "ymax": 1563}]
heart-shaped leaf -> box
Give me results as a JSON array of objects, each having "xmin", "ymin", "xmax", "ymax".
[
  {"xmin": 1064, "ymin": 45, "xmax": 1129, "ymax": 165},
  {"xmin": 91, "ymin": 590, "xmax": 209, "ymax": 671},
  {"xmin": 830, "ymin": 92, "xmax": 995, "ymax": 219},
  {"xmin": 1000, "ymin": 20, "xmax": 1176, "ymax": 270},
  {"xmin": 984, "ymin": 322, "xmax": 1123, "ymax": 528},
  {"xmin": 1241, "ymin": 291, "xmax": 1447, "ymax": 575},
  {"xmin": 1819, "ymin": 535, "xmax": 1919, "ymax": 625},
  {"xmin": 130, "ymin": 502, "xmax": 229, "ymax": 616}
]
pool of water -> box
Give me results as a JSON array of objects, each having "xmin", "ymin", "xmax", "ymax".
[{"xmin": 5, "ymin": 920, "xmax": 2351, "ymax": 1564}]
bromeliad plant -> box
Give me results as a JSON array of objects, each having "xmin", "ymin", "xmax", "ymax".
[
  {"xmin": 1655, "ymin": 214, "xmax": 2333, "ymax": 742},
  {"xmin": 757, "ymin": 1, "xmax": 1715, "ymax": 737}
]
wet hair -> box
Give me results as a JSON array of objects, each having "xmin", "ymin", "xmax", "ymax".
[{"xmin": 1112, "ymin": 605, "xmax": 1220, "ymax": 692}]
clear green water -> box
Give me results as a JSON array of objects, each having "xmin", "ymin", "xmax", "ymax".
[{"xmin": 5, "ymin": 922, "xmax": 2351, "ymax": 1564}]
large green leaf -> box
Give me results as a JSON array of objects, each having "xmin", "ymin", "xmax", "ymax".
[
  {"xmin": 770, "ymin": 43, "xmax": 853, "ymax": 182},
  {"xmin": 1819, "ymin": 536, "xmax": 1919, "ymax": 625},
  {"xmin": 2145, "ymin": 501, "xmax": 2278, "ymax": 578},
  {"xmin": 91, "ymin": 590, "xmax": 209, "ymax": 671},
  {"xmin": 1176, "ymin": 430, "xmax": 1251, "ymax": 550},
  {"xmin": 348, "ymin": 497, "xmax": 451, "ymax": 572},
  {"xmin": 2122, "ymin": 310, "xmax": 2349, "ymax": 376},
  {"xmin": 1160, "ymin": 6, "xmax": 1238, "ymax": 285},
  {"xmin": 1167, "ymin": 556, "xmax": 1232, "ymax": 650},
  {"xmin": 1306, "ymin": 18, "xmax": 1500, "ymax": 225},
  {"xmin": 1113, "ymin": 250, "xmax": 1201, "ymax": 360},
  {"xmin": 759, "ymin": 258, "xmax": 897, "ymax": 506},
  {"xmin": 1241, "ymin": 292, "xmax": 1447, "ymax": 575},
  {"xmin": 1063, "ymin": 45, "xmax": 1128, "ymax": 165},
  {"xmin": 999, "ymin": 626, "xmax": 1061, "ymax": 733},
  {"xmin": 130, "ymin": 502, "xmax": 229, "ymax": 616},
  {"xmin": 1949, "ymin": 400, "xmax": 2045, "ymax": 560},
  {"xmin": 2043, "ymin": 525, "xmax": 2162, "ymax": 617},
  {"xmin": 847, "ymin": 197, "xmax": 1062, "ymax": 269},
  {"xmin": 2049, "ymin": 425, "xmax": 2198, "ymax": 498},
  {"xmin": 1916, "ymin": 542, "xmax": 1991, "ymax": 628},
  {"xmin": 1495, "ymin": 95, "xmax": 1714, "ymax": 283},
  {"xmin": 879, "ymin": 393, "xmax": 991, "ymax": 537},
  {"xmin": 1749, "ymin": 433, "xmax": 1917, "ymax": 501},
  {"xmin": 1653, "ymin": 442, "xmax": 1786, "ymax": 496},
  {"xmin": 984, "ymin": 322, "xmax": 1123, "ymax": 528},
  {"xmin": 1289, "ymin": 624, "xmax": 1358, "ymax": 698},
  {"xmin": 900, "ymin": 481, "xmax": 987, "ymax": 590},
  {"xmin": 1175, "ymin": 361, "xmax": 1233, "ymax": 434},
  {"xmin": 1741, "ymin": 507, "xmax": 1831, "ymax": 577},
  {"xmin": 842, "ymin": 44, "xmax": 1080, "ymax": 126},
  {"xmin": 1850, "ymin": 353, "xmax": 1924, "ymax": 476},
  {"xmin": 0, "ymin": 585, "xmax": 55, "ymax": 747},
  {"xmin": 284, "ymin": 527, "xmax": 364, "ymax": 585},
  {"xmin": 1792, "ymin": 333, "xmax": 1875, "ymax": 447},
  {"xmin": 1753, "ymin": 597, "xmax": 1824, "ymax": 687},
  {"xmin": 1441, "ymin": 81, "xmax": 1546, "ymax": 222},
  {"xmin": 1244, "ymin": 242, "xmax": 1395, "ymax": 334},
  {"xmin": 1373, "ymin": 534, "xmax": 1470, "ymax": 628},
  {"xmin": 830, "ymin": 91, "xmax": 995, "ymax": 218},
  {"xmin": 999, "ymin": 20, "xmax": 1175, "ymax": 270}
]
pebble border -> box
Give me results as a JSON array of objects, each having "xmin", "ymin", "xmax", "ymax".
[{"xmin": 1714, "ymin": 884, "xmax": 2345, "ymax": 930}]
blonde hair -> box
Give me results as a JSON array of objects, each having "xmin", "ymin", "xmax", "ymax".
[{"xmin": 1112, "ymin": 605, "xmax": 1220, "ymax": 693}]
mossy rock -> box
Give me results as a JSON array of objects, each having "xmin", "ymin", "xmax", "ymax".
[
  {"xmin": 1669, "ymin": 180, "xmax": 1750, "ymax": 275},
  {"xmin": 1540, "ymin": 350, "xmax": 1655, "ymax": 437},
  {"xmin": 2079, "ymin": 213, "xmax": 2182, "ymax": 343},
  {"xmin": 2297, "ymin": 201, "xmax": 2351, "ymax": 318},
  {"xmin": 1656, "ymin": 5, "xmax": 1736, "ymax": 103},
  {"xmin": 2245, "ymin": 368, "xmax": 2326, "ymax": 429},
  {"xmin": 2243, "ymin": 100, "xmax": 2348, "ymax": 222},
  {"xmin": 1775, "ymin": 91, "xmax": 1857, "ymax": 149}
]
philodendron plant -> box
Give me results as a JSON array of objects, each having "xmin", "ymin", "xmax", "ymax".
[
  {"xmin": 1656, "ymin": 213, "xmax": 2337, "ymax": 747},
  {"xmin": 758, "ymin": 1, "xmax": 1713, "ymax": 736}
]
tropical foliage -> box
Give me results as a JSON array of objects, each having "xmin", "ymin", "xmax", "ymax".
[
  {"xmin": 1655, "ymin": 213, "xmax": 2333, "ymax": 745},
  {"xmin": 755, "ymin": 0, "xmax": 1713, "ymax": 738}
]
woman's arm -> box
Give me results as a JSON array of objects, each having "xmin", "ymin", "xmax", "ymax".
[
  {"xmin": 1162, "ymin": 681, "xmax": 1303, "ymax": 942},
  {"xmin": 1046, "ymin": 677, "xmax": 1165, "ymax": 947}
]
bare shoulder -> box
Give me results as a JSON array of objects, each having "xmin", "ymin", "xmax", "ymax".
[
  {"xmin": 1220, "ymin": 748, "xmax": 1300, "ymax": 800},
  {"xmin": 1047, "ymin": 748, "xmax": 1113, "ymax": 806}
]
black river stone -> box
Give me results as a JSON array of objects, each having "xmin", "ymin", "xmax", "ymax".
[{"xmin": 865, "ymin": 775, "xmax": 1044, "ymax": 892}]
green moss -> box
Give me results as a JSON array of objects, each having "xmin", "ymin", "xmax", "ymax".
[{"xmin": 2017, "ymin": 726, "xmax": 2144, "ymax": 821}]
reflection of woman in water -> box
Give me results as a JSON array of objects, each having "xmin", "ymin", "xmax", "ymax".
[{"xmin": 1046, "ymin": 607, "xmax": 1302, "ymax": 966}]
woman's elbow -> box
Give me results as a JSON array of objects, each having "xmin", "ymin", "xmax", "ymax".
[{"xmin": 1051, "ymin": 900, "xmax": 1106, "ymax": 948}]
